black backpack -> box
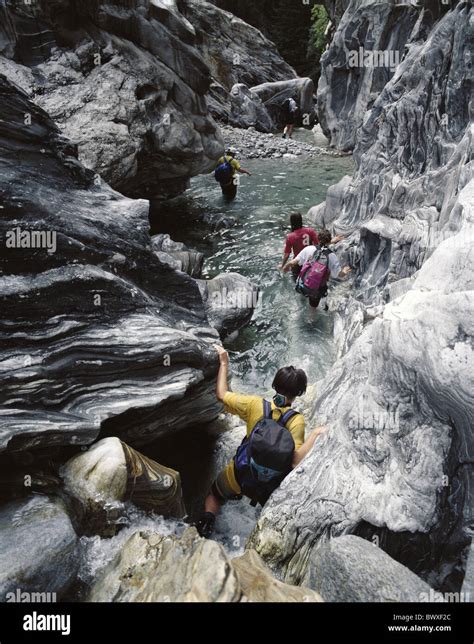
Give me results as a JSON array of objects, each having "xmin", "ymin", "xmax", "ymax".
[{"xmin": 233, "ymin": 400, "xmax": 299, "ymax": 507}]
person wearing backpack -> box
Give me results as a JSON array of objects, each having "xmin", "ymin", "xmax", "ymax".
[
  {"xmin": 195, "ymin": 346, "xmax": 327, "ymax": 538},
  {"xmin": 283, "ymin": 229, "xmax": 352, "ymax": 308},
  {"xmin": 282, "ymin": 97, "xmax": 299, "ymax": 139},
  {"xmin": 280, "ymin": 215, "xmax": 345, "ymax": 281},
  {"xmin": 214, "ymin": 148, "xmax": 251, "ymax": 200}
]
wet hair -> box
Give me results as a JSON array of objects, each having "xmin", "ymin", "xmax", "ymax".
[
  {"xmin": 272, "ymin": 366, "xmax": 307, "ymax": 399},
  {"xmin": 290, "ymin": 212, "xmax": 303, "ymax": 231},
  {"xmin": 319, "ymin": 229, "xmax": 332, "ymax": 246}
]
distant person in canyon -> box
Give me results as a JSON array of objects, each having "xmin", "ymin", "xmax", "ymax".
[
  {"xmin": 195, "ymin": 346, "xmax": 327, "ymax": 539},
  {"xmin": 280, "ymin": 214, "xmax": 344, "ymax": 281},
  {"xmin": 283, "ymin": 229, "xmax": 352, "ymax": 309},
  {"xmin": 214, "ymin": 148, "xmax": 252, "ymax": 200},
  {"xmin": 282, "ymin": 96, "xmax": 299, "ymax": 139}
]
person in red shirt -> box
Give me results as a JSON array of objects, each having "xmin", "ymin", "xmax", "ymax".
[{"xmin": 280, "ymin": 213, "xmax": 320, "ymax": 280}]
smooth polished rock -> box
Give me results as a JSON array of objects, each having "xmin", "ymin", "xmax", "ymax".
[{"xmin": 0, "ymin": 495, "xmax": 79, "ymax": 601}]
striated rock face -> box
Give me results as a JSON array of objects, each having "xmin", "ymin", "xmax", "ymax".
[
  {"xmin": 317, "ymin": 0, "xmax": 449, "ymax": 150},
  {"xmin": 86, "ymin": 527, "xmax": 322, "ymax": 602},
  {"xmin": 151, "ymin": 234, "xmax": 204, "ymax": 278},
  {"xmin": 307, "ymin": 535, "xmax": 441, "ymax": 602},
  {"xmin": 250, "ymin": 2, "xmax": 473, "ymax": 592},
  {"xmin": 182, "ymin": 0, "xmax": 297, "ymax": 125},
  {"xmin": 0, "ymin": 0, "xmax": 224, "ymax": 198},
  {"xmin": 0, "ymin": 74, "xmax": 222, "ymax": 453},
  {"xmin": 0, "ymin": 495, "xmax": 79, "ymax": 600}
]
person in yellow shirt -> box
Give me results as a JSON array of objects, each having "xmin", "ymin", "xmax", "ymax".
[
  {"xmin": 195, "ymin": 345, "xmax": 327, "ymax": 538},
  {"xmin": 215, "ymin": 149, "xmax": 251, "ymax": 200}
]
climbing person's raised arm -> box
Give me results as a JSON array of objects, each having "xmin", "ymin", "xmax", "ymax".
[
  {"xmin": 214, "ymin": 344, "xmax": 229, "ymax": 401},
  {"xmin": 292, "ymin": 426, "xmax": 327, "ymax": 468}
]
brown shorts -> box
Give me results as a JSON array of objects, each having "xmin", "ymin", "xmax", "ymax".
[{"xmin": 212, "ymin": 461, "xmax": 242, "ymax": 501}]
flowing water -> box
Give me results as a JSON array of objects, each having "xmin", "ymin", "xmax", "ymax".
[
  {"xmin": 77, "ymin": 136, "xmax": 354, "ymax": 585},
  {"xmin": 151, "ymin": 147, "xmax": 354, "ymax": 393}
]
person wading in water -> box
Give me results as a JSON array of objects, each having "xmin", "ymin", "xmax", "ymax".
[
  {"xmin": 214, "ymin": 149, "xmax": 251, "ymax": 201},
  {"xmin": 280, "ymin": 214, "xmax": 344, "ymax": 281},
  {"xmin": 283, "ymin": 228, "xmax": 351, "ymax": 310},
  {"xmin": 195, "ymin": 346, "xmax": 327, "ymax": 538}
]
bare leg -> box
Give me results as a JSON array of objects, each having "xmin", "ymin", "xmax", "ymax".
[{"xmin": 204, "ymin": 490, "xmax": 222, "ymax": 515}]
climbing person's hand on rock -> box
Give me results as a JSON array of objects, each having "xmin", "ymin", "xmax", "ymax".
[
  {"xmin": 313, "ymin": 425, "xmax": 328, "ymax": 437},
  {"xmin": 214, "ymin": 344, "xmax": 229, "ymax": 364},
  {"xmin": 340, "ymin": 266, "xmax": 352, "ymax": 277}
]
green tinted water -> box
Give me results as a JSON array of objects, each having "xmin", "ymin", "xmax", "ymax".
[{"xmin": 152, "ymin": 149, "xmax": 354, "ymax": 393}]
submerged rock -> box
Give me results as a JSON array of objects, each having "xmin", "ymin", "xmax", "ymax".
[
  {"xmin": 61, "ymin": 438, "xmax": 186, "ymax": 535},
  {"xmin": 0, "ymin": 0, "xmax": 224, "ymax": 198},
  {"xmin": 0, "ymin": 495, "xmax": 78, "ymax": 601},
  {"xmin": 0, "ymin": 74, "xmax": 222, "ymax": 453},
  {"xmin": 196, "ymin": 273, "xmax": 259, "ymax": 339},
  {"xmin": 306, "ymin": 535, "xmax": 441, "ymax": 603}
]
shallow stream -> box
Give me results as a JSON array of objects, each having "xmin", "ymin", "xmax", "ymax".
[{"xmin": 77, "ymin": 134, "xmax": 354, "ymax": 586}]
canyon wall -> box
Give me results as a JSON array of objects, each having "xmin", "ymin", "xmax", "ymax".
[
  {"xmin": 0, "ymin": 73, "xmax": 222, "ymax": 454},
  {"xmin": 250, "ymin": 0, "xmax": 473, "ymax": 593},
  {"xmin": 0, "ymin": 0, "xmax": 224, "ymax": 199}
]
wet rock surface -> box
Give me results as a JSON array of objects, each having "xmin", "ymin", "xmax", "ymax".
[
  {"xmin": 250, "ymin": 2, "xmax": 473, "ymax": 592},
  {"xmin": 86, "ymin": 526, "xmax": 322, "ymax": 602},
  {"xmin": 60, "ymin": 437, "xmax": 186, "ymax": 536},
  {"xmin": 0, "ymin": 74, "xmax": 222, "ymax": 453},
  {"xmin": 196, "ymin": 272, "xmax": 259, "ymax": 339},
  {"xmin": 0, "ymin": 495, "xmax": 79, "ymax": 601}
]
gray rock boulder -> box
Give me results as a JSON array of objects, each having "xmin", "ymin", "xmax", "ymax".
[
  {"xmin": 229, "ymin": 83, "xmax": 275, "ymax": 132},
  {"xmin": 87, "ymin": 527, "xmax": 241, "ymax": 602},
  {"xmin": 196, "ymin": 273, "xmax": 259, "ymax": 339},
  {"xmin": 0, "ymin": 74, "xmax": 221, "ymax": 453},
  {"xmin": 233, "ymin": 550, "xmax": 323, "ymax": 603},
  {"xmin": 0, "ymin": 495, "xmax": 78, "ymax": 601},
  {"xmin": 307, "ymin": 535, "xmax": 442, "ymax": 602},
  {"xmin": 151, "ymin": 234, "xmax": 204, "ymax": 278},
  {"xmin": 0, "ymin": 0, "xmax": 224, "ymax": 198},
  {"xmin": 86, "ymin": 526, "xmax": 322, "ymax": 602},
  {"xmin": 60, "ymin": 438, "xmax": 186, "ymax": 535}
]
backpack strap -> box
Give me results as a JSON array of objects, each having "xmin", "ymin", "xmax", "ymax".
[
  {"xmin": 279, "ymin": 409, "xmax": 299, "ymax": 426},
  {"xmin": 262, "ymin": 399, "xmax": 272, "ymax": 420}
]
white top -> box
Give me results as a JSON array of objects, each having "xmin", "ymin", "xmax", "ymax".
[{"xmin": 296, "ymin": 245, "xmax": 342, "ymax": 279}]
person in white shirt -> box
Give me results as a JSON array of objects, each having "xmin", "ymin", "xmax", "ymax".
[{"xmin": 283, "ymin": 229, "xmax": 351, "ymax": 308}]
